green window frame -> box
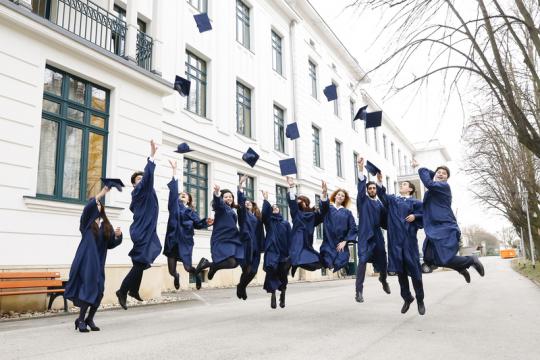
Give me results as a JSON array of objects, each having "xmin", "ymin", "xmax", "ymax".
[
  {"xmin": 271, "ymin": 30, "xmax": 283, "ymax": 74},
  {"xmin": 236, "ymin": 0, "xmax": 250, "ymax": 49},
  {"xmin": 187, "ymin": 0, "xmax": 208, "ymax": 13},
  {"xmin": 183, "ymin": 158, "xmax": 208, "ymax": 217},
  {"xmin": 276, "ymin": 185, "xmax": 289, "ymax": 221},
  {"xmin": 315, "ymin": 194, "xmax": 323, "ymax": 240},
  {"xmin": 353, "ymin": 152, "xmax": 359, "ymax": 184},
  {"xmin": 312, "ymin": 125, "xmax": 321, "ymax": 167},
  {"xmin": 335, "ymin": 140, "xmax": 343, "ymax": 177},
  {"xmin": 238, "ymin": 173, "xmax": 255, "ymax": 201},
  {"xmin": 274, "ymin": 105, "xmax": 285, "ymax": 153},
  {"xmin": 309, "ymin": 60, "xmax": 317, "ymax": 99},
  {"xmin": 236, "ymin": 81, "xmax": 252, "ymax": 138},
  {"xmin": 37, "ymin": 65, "xmax": 109, "ymax": 204},
  {"xmin": 186, "ymin": 50, "xmax": 207, "ymax": 117}
]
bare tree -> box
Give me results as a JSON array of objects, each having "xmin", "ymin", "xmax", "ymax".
[
  {"xmin": 352, "ymin": 0, "xmax": 540, "ymax": 158},
  {"xmin": 461, "ymin": 225, "xmax": 502, "ymax": 254}
]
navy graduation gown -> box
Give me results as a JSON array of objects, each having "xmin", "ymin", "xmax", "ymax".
[
  {"xmin": 65, "ymin": 198, "xmax": 122, "ymax": 307},
  {"xmin": 163, "ymin": 178, "xmax": 208, "ymax": 268},
  {"xmin": 356, "ymin": 177, "xmax": 386, "ymax": 267},
  {"xmin": 320, "ymin": 205, "xmax": 357, "ymax": 272},
  {"xmin": 419, "ymin": 167, "xmax": 460, "ymax": 266},
  {"xmin": 261, "ymin": 200, "xmax": 291, "ymax": 293},
  {"xmin": 237, "ymin": 189, "xmax": 264, "ymax": 271},
  {"xmin": 377, "ymin": 185, "xmax": 423, "ymax": 280},
  {"xmin": 128, "ymin": 158, "xmax": 162, "ymax": 267},
  {"xmin": 210, "ymin": 194, "xmax": 243, "ymax": 264},
  {"xmin": 288, "ymin": 193, "xmax": 329, "ymax": 266}
]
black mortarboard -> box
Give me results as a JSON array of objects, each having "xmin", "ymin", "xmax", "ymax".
[
  {"xmin": 354, "ymin": 105, "xmax": 368, "ymax": 121},
  {"xmin": 242, "ymin": 147, "xmax": 259, "ymax": 168},
  {"xmin": 174, "ymin": 142, "xmax": 193, "ymax": 154},
  {"xmin": 365, "ymin": 111, "xmax": 382, "ymax": 128},
  {"xmin": 194, "ymin": 13, "xmax": 212, "ymax": 33},
  {"xmin": 279, "ymin": 158, "xmax": 297, "ymax": 176},
  {"xmin": 101, "ymin": 178, "xmax": 125, "ymax": 191},
  {"xmin": 285, "ymin": 122, "xmax": 300, "ymax": 140},
  {"xmin": 323, "ymin": 84, "xmax": 338, "ymax": 101},
  {"xmin": 174, "ymin": 75, "xmax": 191, "ymax": 97},
  {"xmin": 365, "ymin": 161, "xmax": 381, "ymax": 176}
]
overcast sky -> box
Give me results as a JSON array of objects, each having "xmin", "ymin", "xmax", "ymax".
[{"xmin": 309, "ymin": 0, "xmax": 511, "ymax": 235}]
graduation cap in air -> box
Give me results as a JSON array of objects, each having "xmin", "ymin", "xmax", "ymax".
[
  {"xmin": 365, "ymin": 111, "xmax": 382, "ymax": 128},
  {"xmin": 194, "ymin": 13, "xmax": 212, "ymax": 33},
  {"xmin": 365, "ymin": 161, "xmax": 381, "ymax": 176},
  {"xmin": 354, "ymin": 105, "xmax": 368, "ymax": 121},
  {"xmin": 242, "ymin": 147, "xmax": 260, "ymax": 168},
  {"xmin": 174, "ymin": 142, "xmax": 193, "ymax": 154},
  {"xmin": 174, "ymin": 76, "xmax": 191, "ymax": 97},
  {"xmin": 101, "ymin": 178, "xmax": 125, "ymax": 192},
  {"xmin": 279, "ymin": 158, "xmax": 297, "ymax": 176},
  {"xmin": 323, "ymin": 84, "xmax": 338, "ymax": 102},
  {"xmin": 285, "ymin": 122, "xmax": 300, "ymax": 140}
]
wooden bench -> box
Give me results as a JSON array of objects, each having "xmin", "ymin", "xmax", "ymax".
[{"xmin": 0, "ymin": 272, "xmax": 68, "ymax": 312}]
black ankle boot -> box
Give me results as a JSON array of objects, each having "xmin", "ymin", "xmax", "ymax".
[
  {"xmin": 195, "ymin": 257, "xmax": 211, "ymax": 274},
  {"xmin": 401, "ymin": 298, "xmax": 414, "ymax": 314},
  {"xmin": 195, "ymin": 274, "xmax": 202, "ymax": 290},
  {"xmin": 271, "ymin": 292, "xmax": 277, "ymax": 309},
  {"xmin": 417, "ymin": 300, "xmax": 426, "ymax": 315},
  {"xmin": 75, "ymin": 319, "xmax": 90, "ymax": 333},
  {"xmin": 355, "ymin": 291, "xmax": 364, "ymax": 303},
  {"xmin": 460, "ymin": 269, "xmax": 471, "ymax": 283},
  {"xmin": 279, "ymin": 290, "xmax": 286, "ymax": 308},
  {"xmin": 85, "ymin": 318, "xmax": 100, "ymax": 331},
  {"xmin": 128, "ymin": 290, "xmax": 143, "ymax": 302},
  {"xmin": 174, "ymin": 272, "xmax": 180, "ymax": 290},
  {"xmin": 116, "ymin": 290, "xmax": 128, "ymax": 310}
]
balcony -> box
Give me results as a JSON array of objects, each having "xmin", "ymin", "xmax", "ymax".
[{"xmin": 13, "ymin": 0, "xmax": 153, "ymax": 71}]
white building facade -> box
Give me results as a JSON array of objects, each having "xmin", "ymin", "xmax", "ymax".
[{"xmin": 0, "ymin": 0, "xmax": 432, "ymax": 312}]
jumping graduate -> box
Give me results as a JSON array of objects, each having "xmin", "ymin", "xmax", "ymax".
[
  {"xmin": 236, "ymin": 174, "xmax": 265, "ymax": 300},
  {"xmin": 116, "ymin": 140, "xmax": 162, "ymax": 310},
  {"xmin": 196, "ymin": 185, "xmax": 243, "ymax": 280},
  {"xmin": 65, "ymin": 186, "xmax": 123, "ymax": 332},
  {"xmin": 320, "ymin": 188, "xmax": 357, "ymax": 273},
  {"xmin": 261, "ymin": 190, "xmax": 292, "ymax": 309},
  {"xmin": 355, "ymin": 157, "xmax": 391, "ymax": 303},
  {"xmin": 164, "ymin": 160, "xmax": 213, "ymax": 291},
  {"xmin": 376, "ymin": 172, "xmax": 425, "ymax": 315},
  {"xmin": 286, "ymin": 176, "xmax": 329, "ymax": 276},
  {"xmin": 416, "ymin": 160, "xmax": 485, "ymax": 282}
]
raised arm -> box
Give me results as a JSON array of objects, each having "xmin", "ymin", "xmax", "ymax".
[
  {"xmin": 133, "ymin": 140, "xmax": 158, "ymax": 199},
  {"xmin": 261, "ymin": 192, "xmax": 272, "ymax": 225},
  {"xmin": 80, "ymin": 186, "xmax": 108, "ymax": 233},
  {"xmin": 315, "ymin": 181, "xmax": 329, "ymax": 225},
  {"xmin": 286, "ymin": 176, "xmax": 300, "ymax": 221},
  {"xmin": 237, "ymin": 187, "xmax": 247, "ymax": 228},
  {"xmin": 418, "ymin": 167, "xmax": 449, "ymax": 192},
  {"xmin": 211, "ymin": 184, "xmax": 226, "ymax": 213},
  {"xmin": 356, "ymin": 157, "xmax": 368, "ymax": 212},
  {"xmin": 345, "ymin": 211, "xmax": 358, "ymax": 243}
]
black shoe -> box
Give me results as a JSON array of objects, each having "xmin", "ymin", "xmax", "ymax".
[
  {"xmin": 271, "ymin": 292, "xmax": 277, "ymax": 309},
  {"xmin": 242, "ymin": 287, "xmax": 248, "ymax": 301},
  {"xmin": 75, "ymin": 319, "xmax": 90, "ymax": 333},
  {"xmin": 116, "ymin": 290, "xmax": 127, "ymax": 310},
  {"xmin": 207, "ymin": 265, "xmax": 216, "ymax": 280},
  {"xmin": 417, "ymin": 300, "xmax": 426, "ymax": 315},
  {"xmin": 236, "ymin": 284, "xmax": 243, "ymax": 300},
  {"xmin": 472, "ymin": 256, "xmax": 485, "ymax": 277},
  {"xmin": 195, "ymin": 257, "xmax": 211, "ymax": 274},
  {"xmin": 355, "ymin": 291, "xmax": 364, "ymax": 303},
  {"xmin": 128, "ymin": 291, "xmax": 144, "ymax": 302},
  {"xmin": 195, "ymin": 274, "xmax": 202, "ymax": 290},
  {"xmin": 380, "ymin": 278, "xmax": 391, "ymax": 294},
  {"xmin": 174, "ymin": 272, "xmax": 180, "ymax": 290},
  {"xmin": 460, "ymin": 269, "xmax": 471, "ymax": 283},
  {"xmin": 279, "ymin": 290, "xmax": 286, "ymax": 308},
  {"xmin": 401, "ymin": 298, "xmax": 414, "ymax": 314},
  {"xmin": 291, "ymin": 266, "xmax": 298, "ymax": 278},
  {"xmin": 85, "ymin": 319, "xmax": 100, "ymax": 331}
]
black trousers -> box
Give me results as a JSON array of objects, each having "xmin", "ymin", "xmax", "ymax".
[
  {"xmin": 397, "ymin": 272, "xmax": 424, "ymax": 302},
  {"xmin": 444, "ymin": 255, "xmax": 475, "ymax": 272},
  {"xmin": 119, "ymin": 261, "xmax": 147, "ymax": 294},
  {"xmin": 355, "ymin": 262, "xmax": 387, "ymax": 293}
]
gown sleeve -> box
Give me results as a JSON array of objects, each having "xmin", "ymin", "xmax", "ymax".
[
  {"xmin": 418, "ymin": 167, "xmax": 449, "ymax": 193},
  {"xmin": 107, "ymin": 232, "xmax": 123, "ymax": 249},
  {"xmin": 79, "ymin": 198, "xmax": 100, "ymax": 234},
  {"xmin": 345, "ymin": 211, "xmax": 358, "ymax": 243}
]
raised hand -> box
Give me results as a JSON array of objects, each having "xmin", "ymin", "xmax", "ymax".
[
  {"xmin": 411, "ymin": 159, "xmax": 419, "ymax": 168},
  {"xmin": 321, "ymin": 180, "xmax": 328, "ymax": 196},
  {"xmin": 286, "ymin": 176, "xmax": 295, "ymax": 188},
  {"xmin": 168, "ymin": 159, "xmax": 177, "ymax": 177},
  {"xmin": 96, "ymin": 186, "xmax": 110, "ymax": 201},
  {"xmin": 376, "ymin": 172, "xmax": 383, "ymax": 183},
  {"xmin": 260, "ymin": 190, "xmax": 269, "ymax": 200},
  {"xmin": 150, "ymin": 139, "xmax": 158, "ymax": 158},
  {"xmin": 213, "ymin": 184, "xmax": 220, "ymax": 196},
  {"xmin": 239, "ymin": 174, "xmax": 248, "ymax": 188},
  {"xmin": 357, "ymin": 156, "xmax": 364, "ymax": 171}
]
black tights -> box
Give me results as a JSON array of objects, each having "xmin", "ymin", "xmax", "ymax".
[
  {"xmin": 119, "ymin": 261, "xmax": 146, "ymax": 294},
  {"xmin": 167, "ymin": 257, "xmax": 195, "ymax": 277},
  {"xmin": 77, "ymin": 303, "xmax": 98, "ymax": 323},
  {"xmin": 209, "ymin": 257, "xmax": 238, "ymax": 279},
  {"xmin": 238, "ymin": 265, "xmax": 257, "ymax": 289}
]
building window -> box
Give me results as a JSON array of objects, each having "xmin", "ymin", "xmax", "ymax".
[
  {"xmin": 187, "ymin": 0, "xmax": 207, "ymax": 12},
  {"xmin": 335, "ymin": 140, "xmax": 343, "ymax": 177},
  {"xmin": 274, "ymin": 105, "xmax": 285, "ymax": 153},
  {"xmin": 333, "ymin": 82, "xmax": 339, "ymax": 117},
  {"xmin": 112, "ymin": 5, "xmax": 126, "ymax": 56},
  {"xmin": 238, "ymin": 173, "xmax": 255, "ymax": 201},
  {"xmin": 391, "ymin": 142, "xmax": 395, "ymax": 165},
  {"xmin": 236, "ymin": 0, "xmax": 250, "ymax": 49},
  {"xmin": 374, "ymin": 128, "xmax": 379, "ymax": 152},
  {"xmin": 308, "ymin": 60, "xmax": 317, "ymax": 98},
  {"xmin": 271, "ymin": 30, "xmax": 283, "ymax": 75},
  {"xmin": 312, "ymin": 126, "xmax": 321, "ymax": 167},
  {"xmin": 183, "ymin": 158, "xmax": 208, "ymax": 217},
  {"xmin": 350, "ymin": 98, "xmax": 356, "ymax": 129},
  {"xmin": 315, "ymin": 194, "xmax": 323, "ymax": 240},
  {"xmin": 236, "ymin": 82, "xmax": 252, "ymax": 138},
  {"xmin": 276, "ymin": 185, "xmax": 289, "ymax": 220},
  {"xmin": 386, "ymin": 176, "xmax": 390, "ymax": 191},
  {"xmin": 353, "ymin": 152, "xmax": 359, "ymax": 184},
  {"xmin": 37, "ymin": 66, "xmax": 109, "ymax": 203},
  {"xmin": 383, "ymin": 134, "xmax": 388, "ymax": 159},
  {"xmin": 185, "ymin": 51, "xmax": 207, "ymax": 117},
  {"xmin": 137, "ymin": 18, "xmax": 147, "ymax": 33},
  {"xmin": 364, "ymin": 122, "xmax": 370, "ymax": 145}
]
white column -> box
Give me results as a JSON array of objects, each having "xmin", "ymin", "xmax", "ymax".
[
  {"xmin": 124, "ymin": 0, "xmax": 139, "ymax": 63},
  {"xmin": 150, "ymin": 0, "xmax": 163, "ymax": 76}
]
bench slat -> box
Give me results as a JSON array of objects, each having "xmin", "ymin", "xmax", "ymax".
[
  {"xmin": 0, "ymin": 289, "xmax": 65, "ymax": 296},
  {"xmin": 0, "ymin": 272, "xmax": 61, "ymax": 279},
  {"xmin": 0, "ymin": 280, "xmax": 64, "ymax": 289}
]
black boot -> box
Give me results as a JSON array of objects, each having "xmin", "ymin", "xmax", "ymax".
[
  {"xmin": 128, "ymin": 291, "xmax": 144, "ymax": 302},
  {"xmin": 195, "ymin": 257, "xmax": 211, "ymax": 274},
  {"xmin": 271, "ymin": 292, "xmax": 277, "ymax": 309},
  {"xmin": 116, "ymin": 290, "xmax": 127, "ymax": 310},
  {"xmin": 472, "ymin": 256, "xmax": 485, "ymax": 277},
  {"xmin": 236, "ymin": 284, "xmax": 243, "ymax": 300},
  {"xmin": 401, "ymin": 298, "xmax": 414, "ymax": 314},
  {"xmin": 380, "ymin": 277, "xmax": 391, "ymax": 294},
  {"xmin": 279, "ymin": 290, "xmax": 286, "ymax": 308},
  {"xmin": 174, "ymin": 272, "xmax": 180, "ymax": 290},
  {"xmin": 291, "ymin": 266, "xmax": 298, "ymax": 278},
  {"xmin": 459, "ymin": 269, "xmax": 471, "ymax": 283},
  {"xmin": 207, "ymin": 265, "xmax": 217, "ymax": 280},
  {"xmin": 195, "ymin": 274, "xmax": 202, "ymax": 290},
  {"xmin": 355, "ymin": 291, "xmax": 364, "ymax": 303},
  {"xmin": 75, "ymin": 319, "xmax": 90, "ymax": 333},
  {"xmin": 417, "ymin": 300, "xmax": 426, "ymax": 315},
  {"xmin": 85, "ymin": 307, "xmax": 100, "ymax": 331}
]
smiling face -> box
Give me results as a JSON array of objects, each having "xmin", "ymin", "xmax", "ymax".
[
  {"xmin": 133, "ymin": 175, "xmax": 143, "ymax": 186},
  {"xmin": 245, "ymin": 200, "xmax": 253, "ymax": 211},
  {"xmin": 223, "ymin": 192, "xmax": 234, "ymax": 206},
  {"xmin": 334, "ymin": 191, "xmax": 345, "ymax": 206},
  {"xmin": 435, "ymin": 168, "xmax": 449, "ymax": 182},
  {"xmin": 399, "ymin": 181, "xmax": 414, "ymax": 196},
  {"xmin": 180, "ymin": 192, "xmax": 191, "ymax": 206},
  {"xmin": 271, "ymin": 204, "xmax": 280, "ymax": 214},
  {"xmin": 367, "ymin": 183, "xmax": 377, "ymax": 198}
]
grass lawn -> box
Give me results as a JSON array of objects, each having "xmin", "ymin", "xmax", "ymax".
[{"xmin": 512, "ymin": 259, "xmax": 540, "ymax": 285}]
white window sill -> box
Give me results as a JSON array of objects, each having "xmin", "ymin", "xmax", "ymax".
[
  {"xmin": 234, "ymin": 132, "xmax": 257, "ymax": 144},
  {"xmin": 23, "ymin": 196, "xmax": 124, "ymax": 218},
  {"xmin": 182, "ymin": 109, "xmax": 213, "ymax": 124}
]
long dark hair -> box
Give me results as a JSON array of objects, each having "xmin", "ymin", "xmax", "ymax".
[
  {"xmin": 297, "ymin": 195, "xmax": 315, "ymax": 212},
  {"xmin": 249, "ymin": 201, "xmax": 262, "ymax": 221},
  {"xmin": 218, "ymin": 189, "xmax": 238, "ymax": 209},
  {"xmin": 181, "ymin": 191, "xmax": 195, "ymax": 210},
  {"xmin": 91, "ymin": 206, "xmax": 114, "ymax": 243}
]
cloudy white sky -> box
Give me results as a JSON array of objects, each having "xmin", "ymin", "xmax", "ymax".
[{"xmin": 309, "ymin": 0, "xmax": 510, "ymax": 234}]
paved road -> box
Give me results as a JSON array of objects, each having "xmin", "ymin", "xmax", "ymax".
[{"xmin": 1, "ymin": 257, "xmax": 539, "ymax": 360}]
